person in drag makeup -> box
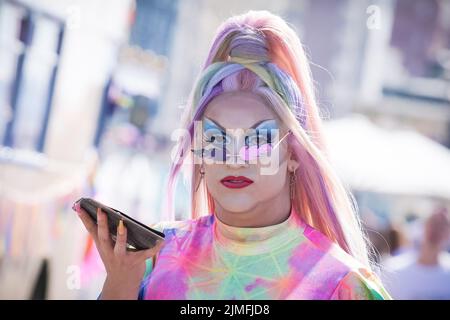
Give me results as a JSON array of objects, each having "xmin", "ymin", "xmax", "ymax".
[{"xmin": 75, "ymin": 10, "xmax": 392, "ymax": 300}]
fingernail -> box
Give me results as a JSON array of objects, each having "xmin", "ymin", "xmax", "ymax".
[
  {"xmin": 118, "ymin": 220, "xmax": 125, "ymax": 235},
  {"xmin": 72, "ymin": 201, "xmax": 80, "ymax": 213}
]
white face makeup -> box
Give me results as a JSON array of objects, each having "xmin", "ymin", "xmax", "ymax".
[{"xmin": 201, "ymin": 91, "xmax": 297, "ymax": 216}]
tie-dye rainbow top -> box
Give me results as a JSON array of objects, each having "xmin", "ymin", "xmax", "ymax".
[{"xmin": 138, "ymin": 207, "xmax": 391, "ymax": 300}]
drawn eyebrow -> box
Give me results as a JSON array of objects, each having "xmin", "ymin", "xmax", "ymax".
[{"xmin": 203, "ymin": 117, "xmax": 277, "ymax": 131}]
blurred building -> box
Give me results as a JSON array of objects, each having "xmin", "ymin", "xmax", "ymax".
[{"xmin": 0, "ymin": 0, "xmax": 134, "ymax": 299}]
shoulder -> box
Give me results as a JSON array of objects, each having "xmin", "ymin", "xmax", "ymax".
[
  {"xmin": 138, "ymin": 214, "xmax": 214, "ymax": 299},
  {"xmin": 300, "ymin": 221, "xmax": 391, "ymax": 300},
  {"xmin": 330, "ymin": 268, "xmax": 392, "ymax": 300},
  {"xmin": 300, "ymin": 221, "xmax": 363, "ymax": 272}
]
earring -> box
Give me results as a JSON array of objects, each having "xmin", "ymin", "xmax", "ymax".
[
  {"xmin": 195, "ymin": 164, "xmax": 205, "ymax": 192},
  {"xmin": 289, "ymin": 168, "xmax": 297, "ymax": 200}
]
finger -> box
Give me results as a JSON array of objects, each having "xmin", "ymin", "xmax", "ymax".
[
  {"xmin": 97, "ymin": 208, "xmax": 113, "ymax": 251},
  {"xmin": 77, "ymin": 209, "xmax": 112, "ymax": 264},
  {"xmin": 114, "ymin": 219, "xmax": 127, "ymax": 257},
  {"xmin": 77, "ymin": 209, "xmax": 98, "ymax": 241}
]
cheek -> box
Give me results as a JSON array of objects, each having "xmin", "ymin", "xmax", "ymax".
[
  {"xmin": 254, "ymin": 168, "xmax": 288, "ymax": 198},
  {"xmin": 203, "ymin": 165, "xmax": 225, "ymax": 192}
]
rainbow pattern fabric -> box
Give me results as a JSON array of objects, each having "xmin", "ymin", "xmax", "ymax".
[{"xmin": 138, "ymin": 206, "xmax": 392, "ymax": 300}]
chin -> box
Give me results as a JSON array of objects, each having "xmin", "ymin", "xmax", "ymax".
[{"xmin": 216, "ymin": 194, "xmax": 257, "ymax": 213}]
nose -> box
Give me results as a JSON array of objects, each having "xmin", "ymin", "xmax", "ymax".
[
  {"xmin": 225, "ymin": 133, "xmax": 249, "ymax": 168},
  {"xmin": 226, "ymin": 157, "xmax": 249, "ymax": 169}
]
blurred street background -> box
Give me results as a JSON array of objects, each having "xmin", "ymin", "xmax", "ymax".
[{"xmin": 0, "ymin": 0, "xmax": 449, "ymax": 299}]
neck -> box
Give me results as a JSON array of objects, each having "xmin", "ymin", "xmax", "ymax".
[
  {"xmin": 214, "ymin": 185, "xmax": 292, "ymax": 228},
  {"xmin": 417, "ymin": 243, "xmax": 440, "ymax": 266}
]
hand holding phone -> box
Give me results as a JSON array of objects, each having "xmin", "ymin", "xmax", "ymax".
[
  {"xmin": 73, "ymin": 198, "xmax": 164, "ymax": 250},
  {"xmin": 73, "ymin": 197, "xmax": 165, "ymax": 299}
]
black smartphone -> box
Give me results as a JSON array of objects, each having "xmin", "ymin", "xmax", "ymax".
[{"xmin": 74, "ymin": 197, "xmax": 165, "ymax": 251}]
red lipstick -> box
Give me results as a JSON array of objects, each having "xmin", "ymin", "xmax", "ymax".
[{"xmin": 220, "ymin": 176, "xmax": 254, "ymax": 189}]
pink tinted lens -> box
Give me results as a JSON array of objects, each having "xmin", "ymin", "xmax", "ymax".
[{"xmin": 238, "ymin": 144, "xmax": 272, "ymax": 161}]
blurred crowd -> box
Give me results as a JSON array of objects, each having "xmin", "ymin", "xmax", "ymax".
[{"xmin": 371, "ymin": 205, "xmax": 450, "ymax": 299}]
